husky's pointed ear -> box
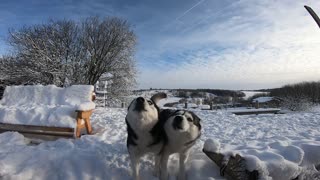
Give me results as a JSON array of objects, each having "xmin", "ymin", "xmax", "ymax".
[{"xmin": 151, "ymin": 92, "xmax": 167, "ymax": 104}]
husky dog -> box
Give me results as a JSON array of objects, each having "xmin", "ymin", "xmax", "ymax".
[
  {"xmin": 158, "ymin": 109, "xmax": 202, "ymax": 180},
  {"xmin": 125, "ymin": 92, "xmax": 167, "ymax": 180}
]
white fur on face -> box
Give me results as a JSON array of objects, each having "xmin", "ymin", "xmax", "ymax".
[
  {"xmin": 164, "ymin": 111, "xmax": 201, "ymax": 149},
  {"xmin": 179, "ymin": 118, "xmax": 190, "ymax": 132},
  {"xmin": 126, "ymin": 97, "xmax": 160, "ymax": 147},
  {"xmin": 126, "ymin": 96, "xmax": 165, "ymax": 180},
  {"xmin": 127, "ymin": 98, "xmax": 158, "ymax": 128},
  {"xmin": 160, "ymin": 111, "xmax": 201, "ymax": 180}
]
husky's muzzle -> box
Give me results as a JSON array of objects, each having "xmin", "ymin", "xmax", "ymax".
[
  {"xmin": 134, "ymin": 97, "xmax": 146, "ymax": 111},
  {"xmin": 172, "ymin": 116, "xmax": 184, "ymax": 130}
]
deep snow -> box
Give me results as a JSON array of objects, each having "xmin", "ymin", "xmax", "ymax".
[
  {"xmin": 0, "ymin": 85, "xmax": 95, "ymax": 128},
  {"xmin": 0, "ymin": 107, "xmax": 320, "ymax": 180}
]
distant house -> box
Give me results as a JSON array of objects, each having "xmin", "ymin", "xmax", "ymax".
[{"xmin": 252, "ymin": 97, "xmax": 281, "ymax": 108}]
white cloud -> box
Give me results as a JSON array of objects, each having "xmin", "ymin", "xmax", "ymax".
[{"xmin": 138, "ymin": 0, "xmax": 320, "ymax": 89}]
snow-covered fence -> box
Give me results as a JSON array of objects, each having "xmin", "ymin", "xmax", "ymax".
[{"xmin": 0, "ymin": 85, "xmax": 95, "ymax": 138}]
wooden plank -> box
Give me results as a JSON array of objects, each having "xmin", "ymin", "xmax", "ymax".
[
  {"xmin": 0, "ymin": 123, "xmax": 74, "ymax": 132},
  {"xmin": 0, "ymin": 123, "xmax": 74, "ymax": 137},
  {"xmin": 232, "ymin": 110, "xmax": 280, "ymax": 115},
  {"xmin": 0, "ymin": 131, "xmax": 74, "ymax": 140},
  {"xmin": 2, "ymin": 132, "xmax": 74, "ymax": 142},
  {"xmin": 0, "ymin": 128, "xmax": 74, "ymax": 137},
  {"xmin": 203, "ymin": 149, "xmax": 259, "ymax": 180}
]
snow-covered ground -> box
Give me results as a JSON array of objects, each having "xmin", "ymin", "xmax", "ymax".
[{"xmin": 1, "ymin": 107, "xmax": 320, "ymax": 180}]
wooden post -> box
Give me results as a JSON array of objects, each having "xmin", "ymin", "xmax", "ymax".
[
  {"xmin": 76, "ymin": 118, "xmax": 85, "ymax": 138},
  {"xmin": 210, "ymin": 102, "xmax": 214, "ymax": 110},
  {"xmin": 75, "ymin": 110, "xmax": 93, "ymax": 138},
  {"xmin": 255, "ymin": 101, "xmax": 259, "ymax": 109},
  {"xmin": 84, "ymin": 118, "xmax": 92, "ymax": 134},
  {"xmin": 185, "ymin": 102, "xmax": 188, "ymax": 109}
]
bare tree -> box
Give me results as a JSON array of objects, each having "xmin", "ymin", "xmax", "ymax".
[
  {"xmin": 81, "ymin": 17, "xmax": 136, "ymax": 85},
  {"xmin": 270, "ymin": 81, "xmax": 320, "ymax": 111},
  {"xmin": 281, "ymin": 95, "xmax": 312, "ymax": 111},
  {"xmin": 7, "ymin": 19, "xmax": 82, "ymax": 86},
  {"xmin": 0, "ymin": 55, "xmax": 42, "ymax": 84},
  {"xmin": 5, "ymin": 16, "xmax": 137, "ymax": 98}
]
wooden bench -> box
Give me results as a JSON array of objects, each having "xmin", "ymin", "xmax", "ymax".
[
  {"xmin": 0, "ymin": 85, "xmax": 95, "ymax": 139},
  {"xmin": 230, "ymin": 109, "xmax": 281, "ymax": 115}
]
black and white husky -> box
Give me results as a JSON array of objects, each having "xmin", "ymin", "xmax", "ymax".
[
  {"xmin": 125, "ymin": 92, "xmax": 167, "ymax": 180},
  {"xmin": 157, "ymin": 109, "xmax": 202, "ymax": 180}
]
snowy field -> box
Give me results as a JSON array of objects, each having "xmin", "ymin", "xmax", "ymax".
[{"xmin": 0, "ymin": 107, "xmax": 320, "ymax": 180}]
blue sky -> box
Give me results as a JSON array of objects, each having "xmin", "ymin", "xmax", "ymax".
[{"xmin": 1, "ymin": 0, "xmax": 320, "ymax": 90}]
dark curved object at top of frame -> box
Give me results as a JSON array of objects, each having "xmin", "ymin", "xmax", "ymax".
[{"xmin": 305, "ymin": 5, "xmax": 320, "ymax": 29}]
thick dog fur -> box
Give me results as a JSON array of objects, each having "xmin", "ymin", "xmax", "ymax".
[
  {"xmin": 157, "ymin": 109, "xmax": 202, "ymax": 180},
  {"xmin": 125, "ymin": 92, "xmax": 167, "ymax": 180}
]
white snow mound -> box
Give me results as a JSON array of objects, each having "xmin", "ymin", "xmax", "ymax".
[
  {"xmin": 204, "ymin": 139, "xmax": 220, "ymax": 153},
  {"xmin": 204, "ymin": 138, "xmax": 320, "ymax": 180},
  {"xmin": 0, "ymin": 85, "xmax": 95, "ymax": 128}
]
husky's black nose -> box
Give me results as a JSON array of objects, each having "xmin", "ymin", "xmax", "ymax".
[
  {"xmin": 133, "ymin": 97, "xmax": 146, "ymax": 111},
  {"xmin": 173, "ymin": 116, "xmax": 183, "ymax": 130},
  {"xmin": 137, "ymin": 97, "xmax": 145, "ymax": 103}
]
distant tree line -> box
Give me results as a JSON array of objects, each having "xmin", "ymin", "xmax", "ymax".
[
  {"xmin": 270, "ymin": 81, "xmax": 320, "ymax": 103},
  {"xmin": 199, "ymin": 89, "xmax": 245, "ymax": 97},
  {"xmin": 175, "ymin": 89, "xmax": 245, "ymax": 98},
  {"xmin": 270, "ymin": 81, "xmax": 320, "ymax": 111},
  {"xmin": 0, "ymin": 16, "xmax": 137, "ymax": 100}
]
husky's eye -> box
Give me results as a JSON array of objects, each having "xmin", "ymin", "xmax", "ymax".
[
  {"xmin": 187, "ymin": 117, "xmax": 193, "ymax": 122},
  {"xmin": 147, "ymin": 100, "xmax": 153, "ymax": 105}
]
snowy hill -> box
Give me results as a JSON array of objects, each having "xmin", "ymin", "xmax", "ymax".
[{"xmin": 0, "ymin": 107, "xmax": 320, "ymax": 179}]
